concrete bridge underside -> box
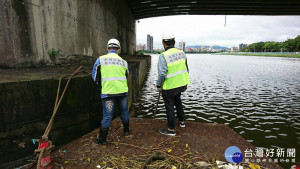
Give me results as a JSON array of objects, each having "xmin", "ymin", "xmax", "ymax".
[
  {"xmin": 1, "ymin": 0, "xmax": 300, "ymax": 68},
  {"xmin": 128, "ymin": 0, "xmax": 300, "ymax": 19}
]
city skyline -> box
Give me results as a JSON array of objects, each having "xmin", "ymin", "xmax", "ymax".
[{"xmin": 136, "ymin": 15, "xmax": 300, "ymax": 49}]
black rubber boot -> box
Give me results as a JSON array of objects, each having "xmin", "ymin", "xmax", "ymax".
[
  {"xmin": 123, "ymin": 121, "xmax": 130, "ymax": 137},
  {"xmin": 94, "ymin": 128, "xmax": 109, "ymax": 146}
]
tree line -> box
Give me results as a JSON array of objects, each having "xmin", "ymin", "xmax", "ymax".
[{"xmin": 241, "ymin": 35, "xmax": 300, "ymax": 52}]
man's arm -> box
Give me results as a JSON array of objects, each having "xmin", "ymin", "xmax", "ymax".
[
  {"xmin": 185, "ymin": 57, "xmax": 189, "ymax": 73},
  {"xmin": 125, "ymin": 67, "xmax": 129, "ymax": 79},
  {"xmin": 156, "ymin": 54, "xmax": 168, "ymax": 88},
  {"xmin": 92, "ymin": 58, "xmax": 101, "ymax": 84}
]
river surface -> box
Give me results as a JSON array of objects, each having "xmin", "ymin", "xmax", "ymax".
[{"xmin": 134, "ymin": 54, "xmax": 300, "ymax": 162}]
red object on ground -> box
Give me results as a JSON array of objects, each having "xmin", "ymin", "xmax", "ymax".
[
  {"xmin": 296, "ymin": 162, "xmax": 300, "ymax": 169},
  {"xmin": 38, "ymin": 140, "xmax": 51, "ymax": 168}
]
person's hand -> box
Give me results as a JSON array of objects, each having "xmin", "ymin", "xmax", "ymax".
[{"xmin": 157, "ymin": 86, "xmax": 162, "ymax": 92}]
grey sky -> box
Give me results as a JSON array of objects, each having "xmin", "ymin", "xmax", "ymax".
[{"xmin": 136, "ymin": 15, "xmax": 300, "ymax": 49}]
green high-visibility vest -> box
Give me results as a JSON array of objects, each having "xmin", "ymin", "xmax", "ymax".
[
  {"xmin": 162, "ymin": 48, "xmax": 190, "ymax": 90},
  {"xmin": 100, "ymin": 53, "xmax": 128, "ymax": 94}
]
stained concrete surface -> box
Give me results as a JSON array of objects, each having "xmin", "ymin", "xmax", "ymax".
[
  {"xmin": 0, "ymin": 0, "xmax": 136, "ymax": 68},
  {"xmin": 0, "ymin": 55, "xmax": 150, "ymax": 168}
]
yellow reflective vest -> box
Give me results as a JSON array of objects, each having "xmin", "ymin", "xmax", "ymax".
[
  {"xmin": 99, "ymin": 53, "xmax": 128, "ymax": 94},
  {"xmin": 162, "ymin": 48, "xmax": 190, "ymax": 90}
]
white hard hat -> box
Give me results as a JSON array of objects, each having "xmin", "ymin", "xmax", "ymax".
[
  {"xmin": 162, "ymin": 33, "xmax": 175, "ymax": 41},
  {"xmin": 107, "ymin": 38, "xmax": 120, "ymax": 48}
]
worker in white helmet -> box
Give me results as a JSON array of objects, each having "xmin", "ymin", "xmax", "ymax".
[
  {"xmin": 92, "ymin": 38, "xmax": 130, "ymax": 146},
  {"xmin": 156, "ymin": 33, "xmax": 190, "ymax": 136}
]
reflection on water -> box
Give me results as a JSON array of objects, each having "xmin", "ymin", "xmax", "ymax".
[{"xmin": 135, "ymin": 54, "xmax": 300, "ymax": 161}]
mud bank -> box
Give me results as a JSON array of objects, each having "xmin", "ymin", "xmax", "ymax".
[{"xmin": 44, "ymin": 118, "xmax": 282, "ymax": 169}]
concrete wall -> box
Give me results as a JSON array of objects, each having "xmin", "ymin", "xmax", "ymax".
[
  {"xmin": 0, "ymin": 55, "xmax": 151, "ymax": 168},
  {"xmin": 0, "ymin": 0, "xmax": 136, "ymax": 68}
]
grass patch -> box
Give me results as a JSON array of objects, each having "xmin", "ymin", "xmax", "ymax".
[{"xmin": 216, "ymin": 53, "xmax": 300, "ymax": 58}]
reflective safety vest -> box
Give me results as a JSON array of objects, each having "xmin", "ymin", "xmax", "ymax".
[
  {"xmin": 162, "ymin": 48, "xmax": 190, "ymax": 90},
  {"xmin": 99, "ymin": 53, "xmax": 128, "ymax": 94}
]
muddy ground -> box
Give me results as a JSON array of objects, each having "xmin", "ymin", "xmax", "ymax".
[{"xmin": 26, "ymin": 118, "xmax": 282, "ymax": 169}]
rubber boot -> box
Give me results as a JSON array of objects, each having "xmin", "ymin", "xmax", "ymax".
[
  {"xmin": 94, "ymin": 128, "xmax": 109, "ymax": 146},
  {"xmin": 123, "ymin": 121, "xmax": 130, "ymax": 137}
]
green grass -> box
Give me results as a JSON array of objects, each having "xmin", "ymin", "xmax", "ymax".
[{"xmin": 217, "ymin": 53, "xmax": 300, "ymax": 58}]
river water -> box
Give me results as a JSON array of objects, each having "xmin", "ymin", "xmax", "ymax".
[{"xmin": 135, "ymin": 54, "xmax": 300, "ymax": 162}]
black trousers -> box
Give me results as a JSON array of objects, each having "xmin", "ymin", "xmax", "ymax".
[{"xmin": 162, "ymin": 86, "xmax": 186, "ymax": 130}]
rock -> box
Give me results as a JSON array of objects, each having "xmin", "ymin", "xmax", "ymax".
[{"xmin": 212, "ymin": 122, "xmax": 218, "ymax": 127}]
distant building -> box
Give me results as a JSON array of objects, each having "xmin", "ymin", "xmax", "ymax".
[
  {"xmin": 209, "ymin": 46, "xmax": 213, "ymax": 51},
  {"xmin": 154, "ymin": 48, "xmax": 164, "ymax": 52},
  {"xmin": 200, "ymin": 46, "xmax": 206, "ymax": 51},
  {"xmin": 147, "ymin": 34, "xmax": 153, "ymax": 51},
  {"xmin": 136, "ymin": 43, "xmax": 146, "ymax": 50},
  {"xmin": 239, "ymin": 43, "xmax": 247, "ymax": 51},
  {"xmin": 179, "ymin": 41, "xmax": 186, "ymax": 51},
  {"xmin": 187, "ymin": 48, "xmax": 193, "ymax": 52},
  {"xmin": 231, "ymin": 47, "xmax": 238, "ymax": 52}
]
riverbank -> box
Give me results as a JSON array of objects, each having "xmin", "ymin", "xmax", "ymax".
[
  {"xmin": 26, "ymin": 118, "xmax": 283, "ymax": 169},
  {"xmin": 217, "ymin": 52, "xmax": 300, "ymax": 58}
]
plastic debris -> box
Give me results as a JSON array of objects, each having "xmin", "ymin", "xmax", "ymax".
[
  {"xmin": 216, "ymin": 160, "xmax": 225, "ymax": 165},
  {"xmin": 18, "ymin": 142, "xmax": 26, "ymax": 148},
  {"xmin": 168, "ymin": 149, "xmax": 172, "ymax": 153},
  {"xmin": 194, "ymin": 161, "xmax": 211, "ymax": 167},
  {"xmin": 32, "ymin": 139, "xmax": 36, "ymax": 144},
  {"xmin": 248, "ymin": 162, "xmax": 261, "ymax": 169},
  {"xmin": 96, "ymin": 165, "xmax": 101, "ymax": 168},
  {"xmin": 217, "ymin": 163, "xmax": 243, "ymax": 169}
]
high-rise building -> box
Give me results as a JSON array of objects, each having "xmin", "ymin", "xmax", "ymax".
[
  {"xmin": 179, "ymin": 41, "xmax": 186, "ymax": 51},
  {"xmin": 239, "ymin": 43, "xmax": 247, "ymax": 51},
  {"xmin": 147, "ymin": 34, "xmax": 153, "ymax": 51}
]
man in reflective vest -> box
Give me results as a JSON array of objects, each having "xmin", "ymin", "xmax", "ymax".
[
  {"xmin": 92, "ymin": 38, "xmax": 130, "ymax": 145},
  {"xmin": 156, "ymin": 34, "xmax": 190, "ymax": 136}
]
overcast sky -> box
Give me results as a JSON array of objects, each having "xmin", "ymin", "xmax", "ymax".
[{"xmin": 136, "ymin": 15, "xmax": 300, "ymax": 49}]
